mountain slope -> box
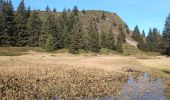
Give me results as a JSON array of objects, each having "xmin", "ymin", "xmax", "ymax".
[{"xmin": 38, "ymin": 10, "xmax": 138, "ymax": 47}]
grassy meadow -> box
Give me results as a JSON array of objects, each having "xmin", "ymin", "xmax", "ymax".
[{"xmin": 0, "ymin": 47, "xmax": 170, "ymax": 99}]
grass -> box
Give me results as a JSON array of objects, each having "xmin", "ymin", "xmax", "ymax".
[
  {"xmin": 123, "ymin": 43, "xmax": 161, "ymax": 58},
  {"xmin": 0, "ymin": 47, "xmax": 44, "ymax": 56},
  {"xmin": 0, "ymin": 47, "xmax": 170, "ymax": 99}
]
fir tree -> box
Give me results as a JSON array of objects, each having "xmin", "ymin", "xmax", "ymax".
[
  {"xmin": 46, "ymin": 5, "xmax": 50, "ymax": 12},
  {"xmin": 106, "ymin": 27, "xmax": 116, "ymax": 50},
  {"xmin": 161, "ymin": 13, "xmax": 170, "ymax": 55},
  {"xmin": 100, "ymin": 29, "xmax": 107, "ymax": 48},
  {"xmin": 68, "ymin": 12, "xmax": 83, "ymax": 54},
  {"xmin": 58, "ymin": 8, "xmax": 68, "ymax": 48},
  {"xmin": 39, "ymin": 12, "xmax": 61, "ymax": 51},
  {"xmin": 116, "ymin": 32, "xmax": 124, "ymax": 53},
  {"xmin": 82, "ymin": 9, "xmax": 86, "ymax": 14},
  {"xmin": 146, "ymin": 28, "xmax": 161, "ymax": 52},
  {"xmin": 132, "ymin": 25, "xmax": 141, "ymax": 41},
  {"xmin": 26, "ymin": 6, "xmax": 31, "ymax": 18},
  {"xmin": 53, "ymin": 8, "xmax": 57, "ymax": 12},
  {"xmin": 27, "ymin": 11, "xmax": 42, "ymax": 47},
  {"xmin": 72, "ymin": 6, "xmax": 78, "ymax": 16},
  {"xmin": 101, "ymin": 10, "xmax": 106, "ymax": 20},
  {"xmin": 15, "ymin": 0, "xmax": 28, "ymax": 46},
  {"xmin": 88, "ymin": 18, "xmax": 100, "ymax": 52},
  {"xmin": 142, "ymin": 30, "xmax": 146, "ymax": 38},
  {"xmin": 0, "ymin": 0, "xmax": 15, "ymax": 46}
]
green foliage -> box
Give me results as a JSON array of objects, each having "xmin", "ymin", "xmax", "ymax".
[
  {"xmin": 106, "ymin": 27, "xmax": 116, "ymax": 50},
  {"xmin": 27, "ymin": 11, "xmax": 42, "ymax": 47},
  {"xmin": 116, "ymin": 32, "xmax": 124, "ymax": 53},
  {"xmin": 88, "ymin": 18, "xmax": 100, "ymax": 52},
  {"xmin": 68, "ymin": 12, "xmax": 83, "ymax": 54},
  {"xmin": 0, "ymin": 0, "xmax": 15, "ymax": 46},
  {"xmin": 72, "ymin": 6, "xmax": 78, "ymax": 16},
  {"xmin": 161, "ymin": 13, "xmax": 170, "ymax": 55},
  {"xmin": 132, "ymin": 25, "xmax": 141, "ymax": 41},
  {"xmin": 101, "ymin": 10, "xmax": 106, "ymax": 20},
  {"xmin": 53, "ymin": 8, "xmax": 57, "ymax": 12},
  {"xmin": 82, "ymin": 9, "xmax": 86, "ymax": 14},
  {"xmin": 58, "ymin": 8, "xmax": 68, "ymax": 48},
  {"xmin": 45, "ymin": 34, "xmax": 55, "ymax": 52},
  {"xmin": 46, "ymin": 5, "xmax": 50, "ymax": 12},
  {"xmin": 39, "ymin": 12, "xmax": 61, "ymax": 51},
  {"xmin": 100, "ymin": 29, "xmax": 107, "ymax": 48},
  {"xmin": 146, "ymin": 28, "xmax": 161, "ymax": 52},
  {"xmin": 15, "ymin": 0, "xmax": 29, "ymax": 46}
]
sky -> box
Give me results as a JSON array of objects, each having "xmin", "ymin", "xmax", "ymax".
[{"xmin": 12, "ymin": 0, "xmax": 170, "ymax": 34}]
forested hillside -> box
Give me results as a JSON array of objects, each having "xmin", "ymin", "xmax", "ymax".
[{"xmin": 0, "ymin": 0, "xmax": 170, "ymax": 55}]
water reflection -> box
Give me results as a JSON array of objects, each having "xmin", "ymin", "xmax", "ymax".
[
  {"xmin": 37, "ymin": 73, "xmax": 166, "ymax": 100},
  {"xmin": 120, "ymin": 73, "xmax": 166, "ymax": 100}
]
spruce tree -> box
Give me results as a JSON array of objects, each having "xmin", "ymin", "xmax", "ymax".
[
  {"xmin": 161, "ymin": 13, "xmax": 170, "ymax": 55},
  {"xmin": 116, "ymin": 32, "xmax": 124, "ymax": 53},
  {"xmin": 58, "ymin": 8, "xmax": 68, "ymax": 48},
  {"xmin": 137, "ymin": 35, "xmax": 148, "ymax": 51},
  {"xmin": 146, "ymin": 28, "xmax": 161, "ymax": 52},
  {"xmin": 132, "ymin": 25, "xmax": 141, "ymax": 41},
  {"xmin": 39, "ymin": 12, "xmax": 61, "ymax": 51},
  {"xmin": 68, "ymin": 12, "xmax": 83, "ymax": 54},
  {"xmin": 15, "ymin": 0, "xmax": 28, "ymax": 46},
  {"xmin": 46, "ymin": 5, "xmax": 50, "ymax": 12},
  {"xmin": 0, "ymin": 0, "xmax": 15, "ymax": 46},
  {"xmin": 101, "ymin": 10, "xmax": 106, "ymax": 20},
  {"xmin": 53, "ymin": 8, "xmax": 56, "ymax": 12},
  {"xmin": 0, "ymin": 5, "xmax": 3, "ymax": 46},
  {"xmin": 106, "ymin": 27, "xmax": 116, "ymax": 50},
  {"xmin": 27, "ymin": 11, "xmax": 42, "ymax": 47},
  {"xmin": 72, "ymin": 6, "xmax": 78, "ymax": 15},
  {"xmin": 0, "ymin": 0, "xmax": 3, "ymax": 12},
  {"xmin": 142, "ymin": 30, "xmax": 146, "ymax": 38},
  {"xmin": 82, "ymin": 9, "xmax": 86, "ymax": 14},
  {"xmin": 88, "ymin": 18, "xmax": 100, "ymax": 52},
  {"xmin": 100, "ymin": 29, "xmax": 107, "ymax": 48}
]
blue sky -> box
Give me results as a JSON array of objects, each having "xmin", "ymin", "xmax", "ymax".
[{"xmin": 12, "ymin": 0, "xmax": 170, "ymax": 34}]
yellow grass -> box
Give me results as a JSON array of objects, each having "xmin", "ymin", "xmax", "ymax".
[{"xmin": 0, "ymin": 50, "xmax": 170, "ymax": 99}]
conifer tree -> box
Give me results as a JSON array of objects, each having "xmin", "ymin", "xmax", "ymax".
[
  {"xmin": 88, "ymin": 18, "xmax": 100, "ymax": 52},
  {"xmin": 161, "ymin": 13, "xmax": 170, "ymax": 55},
  {"xmin": 116, "ymin": 32, "xmax": 124, "ymax": 53},
  {"xmin": 0, "ymin": 0, "xmax": 15, "ymax": 46},
  {"xmin": 132, "ymin": 25, "xmax": 141, "ymax": 41},
  {"xmin": 53, "ymin": 8, "xmax": 56, "ymax": 12},
  {"xmin": 146, "ymin": 28, "xmax": 161, "ymax": 52},
  {"xmin": 72, "ymin": 6, "xmax": 78, "ymax": 15},
  {"xmin": 58, "ymin": 8, "xmax": 68, "ymax": 48},
  {"xmin": 0, "ymin": 4, "xmax": 4, "ymax": 46},
  {"xmin": 106, "ymin": 27, "xmax": 116, "ymax": 50},
  {"xmin": 142, "ymin": 30, "xmax": 146, "ymax": 38},
  {"xmin": 15, "ymin": 0, "xmax": 28, "ymax": 46},
  {"xmin": 101, "ymin": 10, "xmax": 106, "ymax": 20},
  {"xmin": 26, "ymin": 6, "xmax": 31, "ymax": 18},
  {"xmin": 82, "ymin": 9, "xmax": 86, "ymax": 14},
  {"xmin": 68, "ymin": 12, "xmax": 83, "ymax": 54},
  {"xmin": 27, "ymin": 11, "xmax": 42, "ymax": 47},
  {"xmin": 46, "ymin": 5, "xmax": 50, "ymax": 12},
  {"xmin": 39, "ymin": 12, "xmax": 61, "ymax": 51},
  {"xmin": 100, "ymin": 29, "xmax": 107, "ymax": 48}
]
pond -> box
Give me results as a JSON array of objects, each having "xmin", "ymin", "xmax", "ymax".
[{"xmin": 37, "ymin": 73, "xmax": 166, "ymax": 100}]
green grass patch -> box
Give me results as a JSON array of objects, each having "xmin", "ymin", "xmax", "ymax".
[
  {"xmin": 123, "ymin": 43, "xmax": 161, "ymax": 57},
  {"xmin": 0, "ymin": 47, "xmax": 44, "ymax": 56}
]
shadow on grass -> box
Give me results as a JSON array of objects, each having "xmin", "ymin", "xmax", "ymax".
[{"xmin": 162, "ymin": 70, "xmax": 170, "ymax": 75}]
